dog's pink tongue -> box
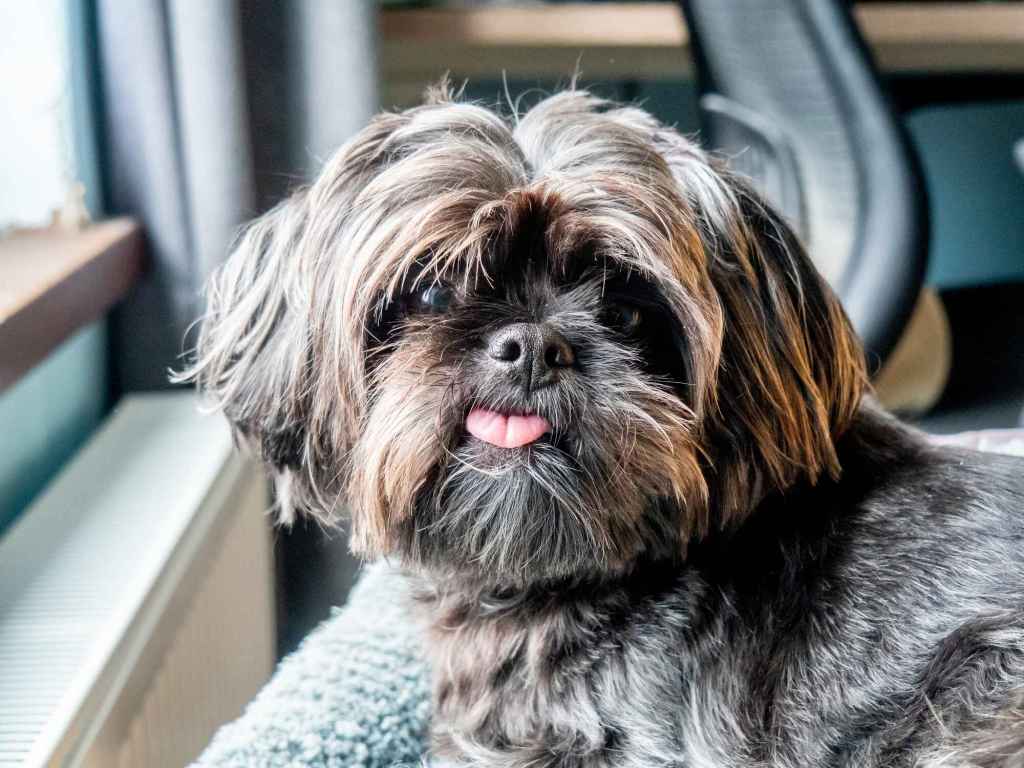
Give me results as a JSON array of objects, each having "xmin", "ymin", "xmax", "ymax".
[{"xmin": 466, "ymin": 408, "xmax": 550, "ymax": 448}]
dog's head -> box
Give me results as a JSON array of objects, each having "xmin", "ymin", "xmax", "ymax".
[{"xmin": 183, "ymin": 89, "xmax": 866, "ymax": 586}]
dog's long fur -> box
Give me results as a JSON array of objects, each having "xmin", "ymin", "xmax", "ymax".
[{"xmin": 181, "ymin": 87, "xmax": 1024, "ymax": 767}]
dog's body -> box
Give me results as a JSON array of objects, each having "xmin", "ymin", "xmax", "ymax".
[
  {"xmin": 420, "ymin": 409, "xmax": 1024, "ymax": 767},
  {"xmin": 183, "ymin": 87, "xmax": 1024, "ymax": 767}
]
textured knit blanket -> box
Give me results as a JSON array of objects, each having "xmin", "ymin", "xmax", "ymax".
[
  {"xmin": 192, "ymin": 561, "xmax": 431, "ymax": 768},
  {"xmin": 193, "ymin": 430, "xmax": 1024, "ymax": 768}
]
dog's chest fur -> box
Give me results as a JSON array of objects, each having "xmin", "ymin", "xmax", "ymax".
[
  {"xmin": 421, "ymin": 567, "xmax": 702, "ymax": 767},
  {"xmin": 416, "ymin": 429, "xmax": 1024, "ymax": 768}
]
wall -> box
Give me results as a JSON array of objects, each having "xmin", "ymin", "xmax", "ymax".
[
  {"xmin": 0, "ymin": 324, "xmax": 108, "ymax": 532},
  {"xmin": 908, "ymin": 101, "xmax": 1024, "ymax": 289},
  {"xmin": 0, "ymin": 1, "xmax": 108, "ymax": 534}
]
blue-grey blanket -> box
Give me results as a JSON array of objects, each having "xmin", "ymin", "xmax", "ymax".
[{"xmin": 192, "ymin": 562, "xmax": 431, "ymax": 768}]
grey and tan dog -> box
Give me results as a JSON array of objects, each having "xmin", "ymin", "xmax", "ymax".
[{"xmin": 183, "ymin": 86, "xmax": 1024, "ymax": 767}]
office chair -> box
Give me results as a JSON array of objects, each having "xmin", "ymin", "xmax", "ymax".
[{"xmin": 679, "ymin": 0, "xmax": 929, "ymax": 366}]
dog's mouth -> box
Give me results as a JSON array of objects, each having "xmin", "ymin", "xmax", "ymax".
[{"xmin": 465, "ymin": 407, "xmax": 552, "ymax": 449}]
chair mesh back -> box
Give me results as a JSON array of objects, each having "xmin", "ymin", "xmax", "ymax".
[
  {"xmin": 682, "ymin": 0, "xmax": 929, "ymax": 360},
  {"xmin": 687, "ymin": 0, "xmax": 859, "ymax": 284}
]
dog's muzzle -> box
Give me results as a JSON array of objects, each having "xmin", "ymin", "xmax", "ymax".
[{"xmin": 485, "ymin": 322, "xmax": 575, "ymax": 393}]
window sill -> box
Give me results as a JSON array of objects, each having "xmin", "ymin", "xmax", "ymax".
[{"xmin": 0, "ymin": 218, "xmax": 144, "ymax": 393}]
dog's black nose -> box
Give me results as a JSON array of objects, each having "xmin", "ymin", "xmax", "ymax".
[{"xmin": 486, "ymin": 323, "xmax": 575, "ymax": 390}]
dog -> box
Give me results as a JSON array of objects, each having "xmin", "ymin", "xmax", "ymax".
[{"xmin": 182, "ymin": 86, "xmax": 1024, "ymax": 767}]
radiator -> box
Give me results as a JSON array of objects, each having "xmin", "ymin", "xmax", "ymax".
[{"xmin": 0, "ymin": 393, "xmax": 275, "ymax": 768}]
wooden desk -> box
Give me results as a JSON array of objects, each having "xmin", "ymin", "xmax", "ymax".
[{"xmin": 381, "ymin": 3, "xmax": 1024, "ymax": 105}]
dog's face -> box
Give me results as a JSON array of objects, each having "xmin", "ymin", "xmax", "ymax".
[{"xmin": 186, "ymin": 88, "xmax": 865, "ymax": 586}]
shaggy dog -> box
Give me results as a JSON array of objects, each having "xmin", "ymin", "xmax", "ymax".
[{"xmin": 182, "ymin": 87, "xmax": 1024, "ymax": 767}]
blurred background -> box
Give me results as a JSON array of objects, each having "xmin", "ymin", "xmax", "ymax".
[{"xmin": 1, "ymin": 1, "xmax": 1021, "ymax": 765}]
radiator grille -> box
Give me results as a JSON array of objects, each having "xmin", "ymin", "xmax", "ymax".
[
  {"xmin": 106, "ymin": 482, "xmax": 274, "ymax": 768},
  {"xmin": 0, "ymin": 394, "xmax": 274, "ymax": 768}
]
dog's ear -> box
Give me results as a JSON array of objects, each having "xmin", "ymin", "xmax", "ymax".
[
  {"xmin": 177, "ymin": 192, "xmax": 323, "ymax": 522},
  {"xmin": 693, "ymin": 170, "xmax": 867, "ymax": 522},
  {"xmin": 178, "ymin": 110, "xmax": 417, "ymax": 524}
]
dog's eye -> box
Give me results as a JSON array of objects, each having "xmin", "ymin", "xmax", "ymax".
[
  {"xmin": 414, "ymin": 284, "xmax": 454, "ymax": 314},
  {"xmin": 605, "ymin": 303, "xmax": 643, "ymax": 334}
]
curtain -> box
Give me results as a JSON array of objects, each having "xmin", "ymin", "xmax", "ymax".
[
  {"xmin": 94, "ymin": 0, "xmax": 379, "ymax": 653},
  {"xmin": 95, "ymin": 0, "xmax": 378, "ymax": 389}
]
